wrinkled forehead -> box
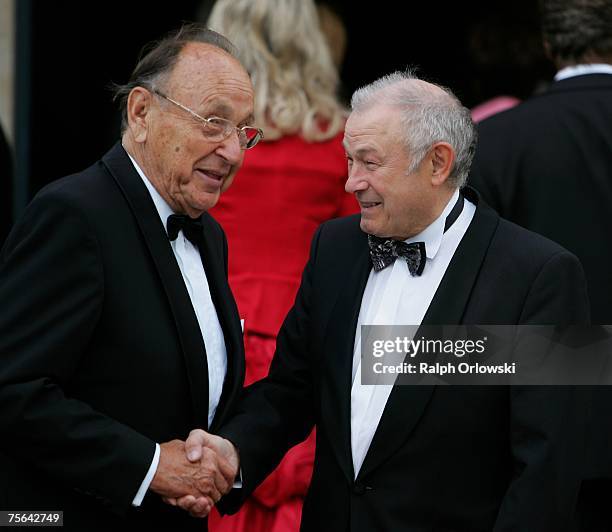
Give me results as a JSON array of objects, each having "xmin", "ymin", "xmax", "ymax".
[
  {"xmin": 175, "ymin": 42, "xmax": 245, "ymax": 75},
  {"xmin": 344, "ymin": 105, "xmax": 402, "ymax": 146},
  {"xmin": 166, "ymin": 43, "xmax": 254, "ymax": 113}
]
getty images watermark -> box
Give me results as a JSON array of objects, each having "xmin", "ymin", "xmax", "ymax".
[
  {"xmin": 360, "ymin": 325, "xmax": 612, "ymax": 385},
  {"xmin": 371, "ymin": 333, "xmax": 514, "ymax": 376}
]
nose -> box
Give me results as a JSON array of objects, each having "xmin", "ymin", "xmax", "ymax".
[
  {"xmin": 345, "ymin": 167, "xmax": 369, "ymax": 194},
  {"xmin": 216, "ymin": 129, "xmax": 243, "ymax": 165}
]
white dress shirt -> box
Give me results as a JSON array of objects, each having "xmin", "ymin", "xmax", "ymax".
[
  {"xmin": 554, "ymin": 63, "xmax": 612, "ymax": 81},
  {"xmin": 126, "ymin": 153, "xmax": 228, "ymax": 505},
  {"xmin": 350, "ymin": 189, "xmax": 476, "ymax": 476}
]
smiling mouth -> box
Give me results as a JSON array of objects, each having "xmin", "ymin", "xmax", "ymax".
[
  {"xmin": 196, "ymin": 169, "xmax": 225, "ymax": 181},
  {"xmin": 360, "ymin": 201, "xmax": 382, "ymax": 209}
]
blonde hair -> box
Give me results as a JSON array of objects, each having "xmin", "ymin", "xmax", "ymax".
[{"xmin": 206, "ymin": 0, "xmax": 347, "ymax": 141}]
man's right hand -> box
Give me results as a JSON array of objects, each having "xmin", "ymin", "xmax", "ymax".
[{"xmin": 149, "ymin": 439, "xmax": 235, "ymax": 507}]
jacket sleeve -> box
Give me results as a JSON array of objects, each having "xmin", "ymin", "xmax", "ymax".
[
  {"xmin": 216, "ymin": 225, "xmax": 324, "ymax": 514},
  {"xmin": 0, "ymin": 189, "xmax": 156, "ymax": 514}
]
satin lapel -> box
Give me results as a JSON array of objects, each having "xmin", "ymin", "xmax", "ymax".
[
  {"xmin": 198, "ymin": 215, "xmax": 245, "ymax": 432},
  {"xmin": 102, "ymin": 143, "xmax": 210, "ymax": 428},
  {"xmin": 320, "ymin": 239, "xmax": 371, "ymax": 483},
  {"xmin": 357, "ymin": 188, "xmax": 500, "ymax": 480},
  {"xmin": 420, "ymin": 188, "xmax": 499, "ymax": 325}
]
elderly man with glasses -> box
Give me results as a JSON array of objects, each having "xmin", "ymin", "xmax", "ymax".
[{"xmin": 0, "ymin": 24, "xmax": 260, "ymax": 531}]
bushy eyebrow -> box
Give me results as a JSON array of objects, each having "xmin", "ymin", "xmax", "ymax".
[
  {"xmin": 343, "ymin": 146, "xmax": 380, "ymax": 159},
  {"xmin": 205, "ymin": 103, "xmax": 254, "ymax": 125},
  {"xmin": 206, "ymin": 102, "xmax": 233, "ymax": 117}
]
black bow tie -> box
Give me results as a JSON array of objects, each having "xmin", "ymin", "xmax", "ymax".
[
  {"xmin": 167, "ymin": 214, "xmax": 203, "ymax": 247},
  {"xmin": 368, "ymin": 236, "xmax": 426, "ymax": 275},
  {"xmin": 367, "ymin": 191, "xmax": 465, "ymax": 275}
]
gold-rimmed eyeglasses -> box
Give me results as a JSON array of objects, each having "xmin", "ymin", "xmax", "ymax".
[{"xmin": 152, "ymin": 89, "xmax": 263, "ymax": 150}]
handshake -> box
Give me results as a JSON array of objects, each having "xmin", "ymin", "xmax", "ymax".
[{"xmin": 149, "ymin": 429, "xmax": 238, "ymax": 518}]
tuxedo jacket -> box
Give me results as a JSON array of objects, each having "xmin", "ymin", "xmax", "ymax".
[
  {"xmin": 0, "ymin": 143, "xmax": 245, "ymax": 531},
  {"xmin": 218, "ymin": 188, "xmax": 590, "ymax": 532},
  {"xmin": 469, "ymin": 73, "xmax": 612, "ymax": 325},
  {"xmin": 469, "ymin": 74, "xmax": 612, "ymax": 530}
]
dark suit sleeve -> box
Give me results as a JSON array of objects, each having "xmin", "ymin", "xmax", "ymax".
[
  {"xmin": 518, "ymin": 250, "xmax": 590, "ymax": 325},
  {"xmin": 0, "ymin": 190, "xmax": 155, "ymax": 514},
  {"xmin": 216, "ymin": 225, "xmax": 323, "ymax": 514},
  {"xmin": 494, "ymin": 250, "xmax": 590, "ymax": 531}
]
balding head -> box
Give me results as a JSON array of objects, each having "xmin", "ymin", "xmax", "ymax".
[{"xmin": 113, "ymin": 23, "xmax": 242, "ymax": 134}]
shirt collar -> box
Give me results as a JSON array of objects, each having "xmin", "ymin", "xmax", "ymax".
[
  {"xmin": 126, "ymin": 150, "xmax": 175, "ymax": 235},
  {"xmin": 554, "ymin": 64, "xmax": 612, "ymax": 81},
  {"xmin": 405, "ymin": 188, "xmax": 460, "ymax": 261}
]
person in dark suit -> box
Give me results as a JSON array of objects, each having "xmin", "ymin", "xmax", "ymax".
[
  {"xmin": 469, "ymin": 0, "xmax": 612, "ymax": 325},
  {"xmin": 0, "ymin": 24, "xmax": 263, "ymax": 531},
  {"xmin": 179, "ymin": 71, "xmax": 590, "ymax": 531},
  {"xmin": 469, "ymin": 2, "xmax": 612, "ymax": 529}
]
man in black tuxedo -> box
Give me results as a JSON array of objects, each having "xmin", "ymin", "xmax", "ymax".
[
  {"xmin": 180, "ymin": 71, "xmax": 590, "ymax": 531},
  {"xmin": 0, "ymin": 24, "xmax": 262, "ymax": 530},
  {"xmin": 469, "ymin": 1, "xmax": 612, "ymax": 528}
]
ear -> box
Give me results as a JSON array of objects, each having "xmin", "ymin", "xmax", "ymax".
[
  {"xmin": 126, "ymin": 87, "xmax": 153, "ymax": 143},
  {"xmin": 429, "ymin": 142, "xmax": 455, "ymax": 186}
]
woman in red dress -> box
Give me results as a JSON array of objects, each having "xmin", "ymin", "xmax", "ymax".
[{"xmin": 204, "ymin": 1, "xmax": 357, "ymax": 531}]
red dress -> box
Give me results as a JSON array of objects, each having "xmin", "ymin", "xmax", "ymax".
[{"xmin": 208, "ymin": 133, "xmax": 357, "ymax": 532}]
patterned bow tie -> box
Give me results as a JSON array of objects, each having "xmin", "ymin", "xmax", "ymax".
[
  {"xmin": 366, "ymin": 191, "xmax": 466, "ymax": 275},
  {"xmin": 167, "ymin": 214, "xmax": 203, "ymax": 247},
  {"xmin": 368, "ymin": 235, "xmax": 426, "ymax": 275}
]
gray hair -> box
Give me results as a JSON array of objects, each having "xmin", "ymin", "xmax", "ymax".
[
  {"xmin": 350, "ymin": 70, "xmax": 477, "ymax": 188},
  {"xmin": 112, "ymin": 23, "xmax": 239, "ymax": 133},
  {"xmin": 540, "ymin": 0, "xmax": 612, "ymax": 64}
]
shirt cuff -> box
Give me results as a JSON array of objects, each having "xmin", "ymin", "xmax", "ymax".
[
  {"xmin": 233, "ymin": 468, "xmax": 243, "ymax": 489},
  {"xmin": 132, "ymin": 442, "xmax": 160, "ymax": 506}
]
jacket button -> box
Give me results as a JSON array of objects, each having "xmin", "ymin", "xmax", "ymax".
[{"xmin": 353, "ymin": 483, "xmax": 367, "ymax": 495}]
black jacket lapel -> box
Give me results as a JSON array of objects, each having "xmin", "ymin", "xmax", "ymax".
[
  {"xmin": 321, "ymin": 239, "xmax": 371, "ymax": 483},
  {"xmin": 197, "ymin": 215, "xmax": 245, "ymax": 432},
  {"xmin": 421, "ymin": 188, "xmax": 499, "ymax": 325},
  {"xmin": 101, "ymin": 143, "xmax": 210, "ymax": 428},
  {"xmin": 357, "ymin": 188, "xmax": 500, "ymax": 479}
]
